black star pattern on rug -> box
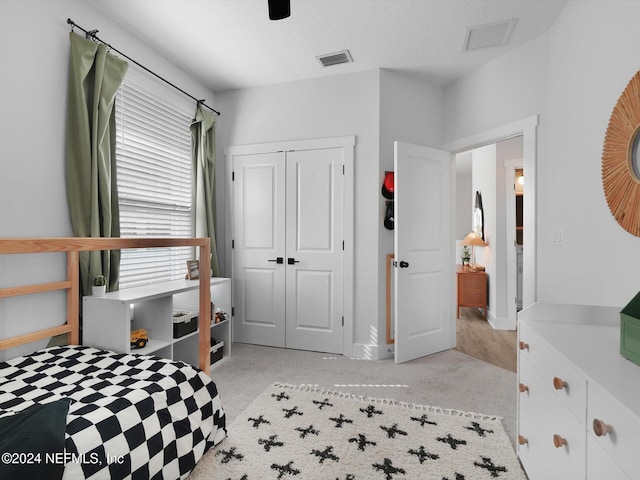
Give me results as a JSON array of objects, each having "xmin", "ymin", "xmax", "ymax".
[
  {"xmin": 360, "ymin": 404, "xmax": 384, "ymax": 418},
  {"xmin": 410, "ymin": 414, "xmax": 437, "ymax": 427},
  {"xmin": 272, "ymin": 392, "xmax": 290, "ymax": 401},
  {"xmin": 295, "ymin": 424, "xmax": 319, "ymax": 439},
  {"xmin": 336, "ymin": 475, "xmax": 355, "ymax": 480},
  {"xmin": 437, "ymin": 434, "xmax": 467, "ymax": 450},
  {"xmin": 271, "ymin": 461, "xmax": 300, "ymax": 478},
  {"xmin": 225, "ymin": 475, "xmax": 248, "ymax": 480},
  {"xmin": 282, "ymin": 406, "xmax": 303, "ymax": 418},
  {"xmin": 248, "ymin": 414, "xmax": 271, "ymax": 429},
  {"xmin": 348, "ymin": 433, "xmax": 377, "ymax": 451},
  {"xmin": 380, "ymin": 422, "xmax": 408, "ymax": 439},
  {"xmin": 258, "ymin": 434, "xmax": 284, "ymax": 452},
  {"xmin": 465, "ymin": 421, "xmax": 494, "ymax": 437},
  {"xmin": 215, "ymin": 447, "xmax": 244, "ymax": 464},
  {"xmin": 442, "ymin": 474, "xmax": 465, "ymax": 480},
  {"xmin": 408, "ymin": 445, "xmax": 439, "ymax": 464},
  {"xmin": 474, "ymin": 456, "xmax": 507, "ymax": 478},
  {"xmin": 329, "ymin": 413, "xmax": 354, "ymax": 428},
  {"xmin": 372, "ymin": 458, "xmax": 406, "ymax": 480},
  {"xmin": 311, "ymin": 445, "xmax": 340, "ymax": 464},
  {"xmin": 313, "ymin": 398, "xmax": 334, "ymax": 409}
]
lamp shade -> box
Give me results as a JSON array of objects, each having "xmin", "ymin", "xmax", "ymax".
[{"xmin": 461, "ymin": 231, "xmax": 487, "ymax": 247}]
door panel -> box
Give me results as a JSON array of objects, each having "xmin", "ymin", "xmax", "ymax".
[
  {"xmin": 233, "ymin": 152, "xmax": 286, "ymax": 347},
  {"xmin": 394, "ymin": 141, "xmax": 452, "ymax": 364},
  {"xmin": 285, "ymin": 148, "xmax": 343, "ymax": 353}
]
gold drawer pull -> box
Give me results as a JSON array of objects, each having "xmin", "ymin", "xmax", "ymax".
[
  {"xmin": 519, "ymin": 383, "xmax": 529, "ymax": 393},
  {"xmin": 553, "ymin": 377, "xmax": 568, "ymax": 390},
  {"xmin": 553, "ymin": 434, "xmax": 567, "ymax": 448},
  {"xmin": 593, "ymin": 418, "xmax": 613, "ymax": 437},
  {"xmin": 518, "ymin": 435, "xmax": 528, "ymax": 445},
  {"xmin": 519, "ymin": 341, "xmax": 529, "ymax": 351}
]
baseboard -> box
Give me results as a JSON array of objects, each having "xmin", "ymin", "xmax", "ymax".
[
  {"xmin": 351, "ymin": 342, "xmax": 394, "ymax": 360},
  {"xmin": 487, "ymin": 311, "xmax": 516, "ymax": 331}
]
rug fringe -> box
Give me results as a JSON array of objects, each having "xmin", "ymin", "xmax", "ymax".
[{"xmin": 272, "ymin": 383, "xmax": 502, "ymax": 421}]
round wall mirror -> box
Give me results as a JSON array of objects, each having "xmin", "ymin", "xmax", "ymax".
[{"xmin": 602, "ymin": 71, "xmax": 640, "ymax": 236}]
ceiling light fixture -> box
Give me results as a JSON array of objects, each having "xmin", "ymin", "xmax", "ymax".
[{"xmin": 268, "ymin": 0, "xmax": 290, "ymax": 20}]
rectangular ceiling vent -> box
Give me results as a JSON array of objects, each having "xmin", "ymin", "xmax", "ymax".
[
  {"xmin": 317, "ymin": 49, "xmax": 353, "ymax": 67},
  {"xmin": 464, "ymin": 18, "xmax": 518, "ymax": 51}
]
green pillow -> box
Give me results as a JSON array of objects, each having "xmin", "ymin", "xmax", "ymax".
[{"xmin": 0, "ymin": 399, "xmax": 70, "ymax": 480}]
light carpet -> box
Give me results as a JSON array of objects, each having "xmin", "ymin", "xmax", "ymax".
[{"xmin": 209, "ymin": 383, "xmax": 526, "ymax": 480}]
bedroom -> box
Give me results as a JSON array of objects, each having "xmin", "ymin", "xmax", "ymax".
[{"xmin": 2, "ymin": 0, "xmax": 640, "ymax": 479}]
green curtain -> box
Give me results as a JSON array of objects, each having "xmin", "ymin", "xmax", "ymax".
[
  {"xmin": 65, "ymin": 33, "xmax": 128, "ymax": 295},
  {"xmin": 190, "ymin": 106, "xmax": 220, "ymax": 276}
]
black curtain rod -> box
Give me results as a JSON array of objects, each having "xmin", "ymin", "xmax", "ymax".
[{"xmin": 67, "ymin": 18, "xmax": 221, "ymax": 116}]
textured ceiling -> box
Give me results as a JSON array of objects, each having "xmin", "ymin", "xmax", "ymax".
[{"xmin": 87, "ymin": 0, "xmax": 568, "ymax": 93}]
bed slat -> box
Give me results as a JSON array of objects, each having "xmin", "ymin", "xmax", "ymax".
[
  {"xmin": 0, "ymin": 281, "xmax": 73, "ymax": 298},
  {"xmin": 0, "ymin": 324, "xmax": 73, "ymax": 351}
]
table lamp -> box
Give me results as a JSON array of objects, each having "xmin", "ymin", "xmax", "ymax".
[{"xmin": 461, "ymin": 231, "xmax": 488, "ymax": 271}]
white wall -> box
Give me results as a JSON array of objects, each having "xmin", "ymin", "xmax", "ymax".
[
  {"xmin": 0, "ymin": 0, "xmax": 216, "ymax": 358},
  {"xmin": 455, "ymin": 152, "xmax": 473, "ymax": 242},
  {"xmin": 215, "ymin": 70, "xmax": 382, "ymax": 356},
  {"xmin": 444, "ymin": 0, "xmax": 640, "ymax": 309}
]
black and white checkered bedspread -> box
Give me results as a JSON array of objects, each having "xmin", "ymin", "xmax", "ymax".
[{"xmin": 0, "ymin": 346, "xmax": 226, "ymax": 479}]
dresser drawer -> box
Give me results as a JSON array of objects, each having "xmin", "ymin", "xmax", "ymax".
[
  {"xmin": 587, "ymin": 435, "xmax": 629, "ymax": 480},
  {"xmin": 519, "ymin": 355, "xmax": 585, "ymax": 480},
  {"xmin": 519, "ymin": 322, "xmax": 586, "ymax": 422},
  {"xmin": 518, "ymin": 403, "xmax": 568, "ymax": 480},
  {"xmin": 588, "ymin": 382, "xmax": 640, "ymax": 479}
]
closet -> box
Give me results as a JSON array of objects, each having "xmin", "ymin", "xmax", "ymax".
[{"xmin": 227, "ymin": 137, "xmax": 354, "ymax": 354}]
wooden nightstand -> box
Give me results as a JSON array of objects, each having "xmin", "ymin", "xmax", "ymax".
[{"xmin": 456, "ymin": 265, "xmax": 488, "ymax": 320}]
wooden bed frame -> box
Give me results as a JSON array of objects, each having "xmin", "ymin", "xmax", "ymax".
[{"xmin": 0, "ymin": 237, "xmax": 213, "ymax": 375}]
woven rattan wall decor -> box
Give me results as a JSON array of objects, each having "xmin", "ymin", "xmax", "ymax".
[{"xmin": 602, "ymin": 71, "xmax": 640, "ymax": 236}]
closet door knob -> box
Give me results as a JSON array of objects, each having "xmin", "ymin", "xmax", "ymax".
[
  {"xmin": 519, "ymin": 341, "xmax": 529, "ymax": 351},
  {"xmin": 593, "ymin": 418, "xmax": 613, "ymax": 437},
  {"xmin": 519, "ymin": 383, "xmax": 529, "ymax": 393},
  {"xmin": 287, "ymin": 258, "xmax": 300, "ymax": 265},
  {"xmin": 399, "ymin": 261, "xmax": 409, "ymax": 268},
  {"xmin": 268, "ymin": 257, "xmax": 284, "ymax": 264},
  {"xmin": 518, "ymin": 435, "xmax": 528, "ymax": 445},
  {"xmin": 553, "ymin": 434, "xmax": 567, "ymax": 448},
  {"xmin": 553, "ymin": 377, "xmax": 568, "ymax": 390}
]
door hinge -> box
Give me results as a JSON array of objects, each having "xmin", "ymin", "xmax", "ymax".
[
  {"xmin": 342, "ymin": 240, "xmax": 344, "ymax": 251},
  {"xmin": 342, "ymin": 316, "xmax": 344, "ymax": 327},
  {"xmin": 342, "ymin": 165, "xmax": 345, "ymax": 175},
  {"xmin": 232, "ymin": 307, "xmax": 235, "ymax": 316},
  {"xmin": 232, "ymin": 171, "xmax": 235, "ymax": 181},
  {"xmin": 232, "ymin": 239, "xmax": 235, "ymax": 249}
]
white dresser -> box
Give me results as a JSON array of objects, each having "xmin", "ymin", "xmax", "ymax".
[{"xmin": 517, "ymin": 303, "xmax": 640, "ymax": 480}]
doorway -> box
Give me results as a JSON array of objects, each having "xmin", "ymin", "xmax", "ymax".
[{"xmin": 443, "ymin": 116, "xmax": 538, "ymax": 368}]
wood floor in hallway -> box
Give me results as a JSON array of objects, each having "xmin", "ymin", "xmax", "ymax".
[{"xmin": 455, "ymin": 307, "xmax": 517, "ymax": 373}]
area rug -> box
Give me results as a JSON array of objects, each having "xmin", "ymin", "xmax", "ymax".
[{"xmin": 210, "ymin": 383, "xmax": 526, "ymax": 480}]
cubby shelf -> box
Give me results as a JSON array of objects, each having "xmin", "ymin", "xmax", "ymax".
[{"xmin": 83, "ymin": 277, "xmax": 231, "ymax": 372}]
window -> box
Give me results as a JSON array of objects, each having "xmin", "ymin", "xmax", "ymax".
[{"xmin": 115, "ymin": 68, "xmax": 194, "ymax": 288}]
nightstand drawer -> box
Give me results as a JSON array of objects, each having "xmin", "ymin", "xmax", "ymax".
[{"xmin": 588, "ymin": 382, "xmax": 640, "ymax": 479}]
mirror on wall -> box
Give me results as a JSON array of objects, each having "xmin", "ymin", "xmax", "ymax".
[{"xmin": 473, "ymin": 191, "xmax": 484, "ymax": 241}]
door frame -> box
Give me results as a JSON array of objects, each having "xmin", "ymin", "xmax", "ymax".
[
  {"xmin": 224, "ymin": 136, "xmax": 355, "ymax": 357},
  {"xmin": 504, "ymin": 157, "xmax": 523, "ymax": 329},
  {"xmin": 442, "ymin": 115, "xmax": 538, "ymax": 343}
]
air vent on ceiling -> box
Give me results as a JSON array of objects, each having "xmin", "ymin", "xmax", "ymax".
[
  {"xmin": 317, "ymin": 50, "xmax": 353, "ymax": 67},
  {"xmin": 463, "ymin": 18, "xmax": 518, "ymax": 51}
]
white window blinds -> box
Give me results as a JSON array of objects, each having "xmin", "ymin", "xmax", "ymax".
[{"xmin": 115, "ymin": 69, "xmax": 194, "ymax": 288}]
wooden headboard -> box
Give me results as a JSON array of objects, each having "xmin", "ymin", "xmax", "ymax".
[{"xmin": 0, "ymin": 237, "xmax": 213, "ymax": 375}]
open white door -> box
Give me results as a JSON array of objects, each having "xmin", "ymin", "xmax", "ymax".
[{"xmin": 394, "ymin": 141, "xmax": 452, "ymax": 364}]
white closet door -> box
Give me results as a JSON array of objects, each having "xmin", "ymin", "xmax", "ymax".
[
  {"xmin": 232, "ymin": 152, "xmax": 286, "ymax": 347},
  {"xmin": 285, "ymin": 148, "xmax": 344, "ymax": 354}
]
